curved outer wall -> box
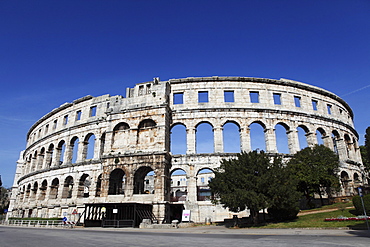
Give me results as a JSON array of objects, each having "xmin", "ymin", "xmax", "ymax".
[{"xmin": 7, "ymin": 77, "xmax": 365, "ymax": 223}]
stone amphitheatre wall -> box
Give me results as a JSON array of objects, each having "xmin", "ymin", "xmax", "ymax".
[{"xmin": 8, "ymin": 77, "xmax": 365, "ymax": 223}]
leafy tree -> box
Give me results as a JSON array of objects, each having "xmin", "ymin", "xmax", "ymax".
[
  {"xmin": 365, "ymin": 127, "xmax": 370, "ymax": 162},
  {"xmin": 360, "ymin": 146, "xmax": 370, "ymax": 172},
  {"xmin": 209, "ymin": 151, "xmax": 300, "ymax": 224},
  {"xmin": 287, "ymin": 145, "xmax": 340, "ymax": 208}
]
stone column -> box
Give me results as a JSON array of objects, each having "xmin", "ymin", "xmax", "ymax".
[
  {"xmin": 77, "ymin": 140, "xmax": 85, "ymax": 162},
  {"xmin": 187, "ymin": 166, "xmax": 197, "ymax": 202},
  {"xmin": 323, "ymin": 135, "xmax": 332, "ymax": 149},
  {"xmin": 265, "ymin": 128, "xmax": 277, "ymax": 153},
  {"xmin": 336, "ymin": 137, "xmax": 347, "ymax": 160},
  {"xmin": 43, "ymin": 150, "xmax": 52, "ymax": 169},
  {"xmin": 287, "ymin": 129, "xmax": 300, "ymax": 154},
  {"xmin": 240, "ymin": 127, "xmax": 251, "ymax": 152},
  {"xmin": 93, "ymin": 134, "xmax": 101, "ymax": 160},
  {"xmin": 214, "ymin": 127, "xmax": 223, "ymax": 153},
  {"xmin": 306, "ymin": 132, "xmax": 317, "ymax": 147},
  {"xmin": 186, "ymin": 127, "xmax": 196, "ymax": 154}
]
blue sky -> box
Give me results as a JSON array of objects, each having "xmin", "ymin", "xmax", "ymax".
[{"xmin": 1, "ymin": 0, "xmax": 370, "ymax": 187}]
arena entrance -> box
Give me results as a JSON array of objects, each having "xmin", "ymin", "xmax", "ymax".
[{"xmin": 84, "ymin": 203, "xmax": 157, "ymax": 227}]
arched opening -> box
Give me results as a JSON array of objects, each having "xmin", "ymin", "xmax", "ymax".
[
  {"xmin": 170, "ymin": 169, "xmax": 187, "ymax": 202},
  {"xmin": 31, "ymin": 151, "xmax": 37, "ymax": 172},
  {"xmin": 78, "ymin": 174, "xmax": 91, "ymax": 198},
  {"xmin": 223, "ymin": 121, "xmax": 241, "ymax": 153},
  {"xmin": 340, "ymin": 171, "xmax": 350, "ymax": 196},
  {"xmin": 344, "ymin": 134, "xmax": 352, "ymax": 159},
  {"xmin": 38, "ymin": 147, "xmax": 45, "ymax": 170},
  {"xmin": 112, "ymin": 122, "xmax": 130, "ymax": 150},
  {"xmin": 95, "ymin": 174, "xmax": 102, "ymax": 197},
  {"xmin": 275, "ymin": 123, "xmax": 289, "ymax": 154},
  {"xmin": 354, "ymin": 173, "xmax": 360, "ymax": 183},
  {"xmin": 137, "ymin": 119, "xmax": 157, "ymax": 145},
  {"xmin": 249, "ymin": 122, "xmax": 266, "ymax": 151},
  {"xmin": 46, "ymin": 144, "xmax": 54, "ymax": 168},
  {"xmin": 57, "ymin": 140, "xmax": 66, "ymax": 166},
  {"xmin": 84, "ymin": 133, "xmax": 96, "ymax": 160},
  {"xmin": 31, "ymin": 182, "xmax": 38, "ymax": 200},
  {"xmin": 49, "ymin": 178, "xmax": 59, "ymax": 199},
  {"xmin": 197, "ymin": 168, "xmax": 214, "ymax": 201},
  {"xmin": 39, "ymin": 180, "xmax": 47, "ymax": 201},
  {"xmin": 332, "ymin": 130, "xmax": 340, "ymax": 155},
  {"xmin": 196, "ymin": 122, "xmax": 214, "ymax": 153},
  {"xmin": 62, "ymin": 176, "xmax": 74, "ymax": 198},
  {"xmin": 108, "ymin": 168, "xmax": 126, "ymax": 195},
  {"xmin": 316, "ymin": 128, "xmax": 326, "ymax": 146},
  {"xmin": 134, "ymin": 166, "xmax": 155, "ymax": 194},
  {"xmin": 25, "ymin": 183, "xmax": 31, "ymax": 200},
  {"xmin": 297, "ymin": 125, "xmax": 309, "ymax": 150},
  {"xmin": 170, "ymin": 124, "xmax": 187, "ymax": 154},
  {"xmin": 71, "ymin": 137, "xmax": 79, "ymax": 164}
]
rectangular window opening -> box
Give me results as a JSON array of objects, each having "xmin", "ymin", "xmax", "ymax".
[
  {"xmin": 294, "ymin": 96, "xmax": 301, "ymax": 107},
  {"xmin": 327, "ymin": 104, "xmax": 332, "ymax": 115},
  {"xmin": 250, "ymin": 91, "xmax": 259, "ymax": 103},
  {"xmin": 173, "ymin": 92, "xmax": 184, "ymax": 104},
  {"xmin": 198, "ymin": 91, "xmax": 209, "ymax": 103},
  {"xmin": 90, "ymin": 106, "xmax": 97, "ymax": 117},
  {"xmin": 224, "ymin": 91, "xmax": 234, "ymax": 102},
  {"xmin": 76, "ymin": 110, "xmax": 82, "ymax": 121},
  {"xmin": 273, "ymin": 93, "xmax": 281, "ymax": 105},
  {"xmin": 53, "ymin": 120, "xmax": 57, "ymax": 130},
  {"xmin": 312, "ymin": 100, "xmax": 318, "ymax": 111},
  {"xmin": 63, "ymin": 115, "xmax": 68, "ymax": 125}
]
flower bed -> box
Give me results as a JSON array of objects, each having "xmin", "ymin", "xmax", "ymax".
[{"xmin": 324, "ymin": 216, "xmax": 370, "ymax": 221}]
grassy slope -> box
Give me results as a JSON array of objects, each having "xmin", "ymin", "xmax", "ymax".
[{"xmin": 256, "ymin": 202, "xmax": 369, "ymax": 229}]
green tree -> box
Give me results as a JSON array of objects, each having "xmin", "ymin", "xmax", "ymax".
[
  {"xmin": 365, "ymin": 127, "xmax": 370, "ymax": 162},
  {"xmin": 360, "ymin": 146, "xmax": 370, "ymax": 172},
  {"xmin": 209, "ymin": 151, "xmax": 300, "ymax": 224},
  {"xmin": 287, "ymin": 145, "xmax": 340, "ymax": 208}
]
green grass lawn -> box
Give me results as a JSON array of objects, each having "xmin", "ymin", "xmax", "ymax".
[{"xmin": 256, "ymin": 206, "xmax": 369, "ymax": 229}]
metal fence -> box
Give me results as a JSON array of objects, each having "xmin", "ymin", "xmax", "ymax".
[{"xmin": 4, "ymin": 220, "xmax": 65, "ymax": 227}]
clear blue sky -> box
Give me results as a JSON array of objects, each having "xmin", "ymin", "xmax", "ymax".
[{"xmin": 1, "ymin": 0, "xmax": 369, "ymax": 187}]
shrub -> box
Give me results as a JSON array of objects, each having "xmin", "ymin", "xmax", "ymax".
[
  {"xmin": 352, "ymin": 195, "xmax": 370, "ymax": 215},
  {"xmin": 267, "ymin": 206, "xmax": 299, "ymax": 222}
]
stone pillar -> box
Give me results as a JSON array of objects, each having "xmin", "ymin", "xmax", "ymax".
[
  {"xmin": 93, "ymin": 134, "xmax": 100, "ymax": 160},
  {"xmin": 187, "ymin": 127, "xmax": 196, "ymax": 154},
  {"xmin": 64, "ymin": 144, "xmax": 73, "ymax": 165},
  {"xmin": 240, "ymin": 127, "xmax": 251, "ymax": 152},
  {"xmin": 37, "ymin": 153, "xmax": 44, "ymax": 170},
  {"xmin": 323, "ymin": 135, "xmax": 332, "ymax": 149},
  {"xmin": 336, "ymin": 137, "xmax": 347, "ymax": 160},
  {"xmin": 214, "ymin": 127, "xmax": 223, "ymax": 153},
  {"xmin": 306, "ymin": 132, "xmax": 317, "ymax": 147},
  {"xmin": 265, "ymin": 128, "xmax": 277, "ymax": 153},
  {"xmin": 187, "ymin": 166, "xmax": 197, "ymax": 202},
  {"xmin": 77, "ymin": 140, "xmax": 85, "ymax": 162},
  {"xmin": 43, "ymin": 150, "xmax": 52, "ymax": 169},
  {"xmin": 287, "ymin": 129, "xmax": 300, "ymax": 154},
  {"xmin": 104, "ymin": 131, "xmax": 113, "ymax": 154}
]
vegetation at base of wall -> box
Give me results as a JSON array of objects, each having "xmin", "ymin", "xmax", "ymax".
[
  {"xmin": 209, "ymin": 150, "xmax": 301, "ymax": 225},
  {"xmin": 287, "ymin": 145, "xmax": 340, "ymax": 208},
  {"xmin": 352, "ymin": 195, "xmax": 370, "ymax": 215},
  {"xmin": 8, "ymin": 217, "xmax": 62, "ymax": 221}
]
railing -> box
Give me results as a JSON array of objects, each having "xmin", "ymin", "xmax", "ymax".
[{"xmin": 5, "ymin": 220, "xmax": 65, "ymax": 227}]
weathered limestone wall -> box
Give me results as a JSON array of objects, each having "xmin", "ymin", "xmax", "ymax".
[{"xmin": 8, "ymin": 77, "xmax": 365, "ymax": 223}]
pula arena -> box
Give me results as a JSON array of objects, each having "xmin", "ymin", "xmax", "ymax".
[{"xmin": 8, "ymin": 77, "xmax": 366, "ymax": 226}]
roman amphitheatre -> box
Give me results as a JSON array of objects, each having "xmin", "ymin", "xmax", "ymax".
[{"xmin": 7, "ymin": 76, "xmax": 365, "ymax": 227}]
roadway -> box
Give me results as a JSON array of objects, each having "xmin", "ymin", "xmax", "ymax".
[{"xmin": 1, "ymin": 225, "xmax": 369, "ymax": 247}]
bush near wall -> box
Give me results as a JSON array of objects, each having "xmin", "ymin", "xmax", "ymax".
[{"xmin": 352, "ymin": 195, "xmax": 370, "ymax": 215}]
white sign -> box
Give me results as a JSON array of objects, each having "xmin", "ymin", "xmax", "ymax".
[
  {"xmin": 182, "ymin": 210, "xmax": 191, "ymax": 222},
  {"xmin": 113, "ymin": 209, "xmax": 118, "ymax": 214}
]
